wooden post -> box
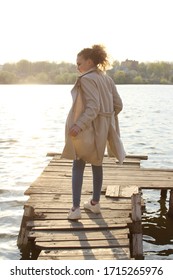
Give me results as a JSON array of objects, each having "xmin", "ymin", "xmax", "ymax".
[
  {"xmin": 160, "ymin": 189, "xmax": 167, "ymax": 199},
  {"xmin": 17, "ymin": 205, "xmax": 34, "ymax": 248},
  {"xmin": 168, "ymin": 189, "xmax": 173, "ymax": 218},
  {"xmin": 131, "ymin": 193, "xmax": 143, "ymax": 259}
]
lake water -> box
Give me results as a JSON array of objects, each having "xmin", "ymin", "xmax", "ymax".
[{"xmin": 0, "ymin": 84, "xmax": 173, "ymax": 260}]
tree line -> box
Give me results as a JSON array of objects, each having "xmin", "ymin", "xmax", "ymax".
[{"xmin": 0, "ymin": 59, "xmax": 173, "ymax": 84}]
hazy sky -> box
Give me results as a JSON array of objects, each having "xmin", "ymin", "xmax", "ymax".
[{"xmin": 0, "ymin": 0, "xmax": 172, "ymax": 64}]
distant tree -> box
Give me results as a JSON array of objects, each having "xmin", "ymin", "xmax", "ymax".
[
  {"xmin": 16, "ymin": 60, "xmax": 31, "ymax": 77},
  {"xmin": 32, "ymin": 61, "xmax": 54, "ymax": 74},
  {"xmin": 3, "ymin": 63, "xmax": 16, "ymax": 73},
  {"xmin": 160, "ymin": 78, "xmax": 169, "ymax": 84},
  {"xmin": 24, "ymin": 75, "xmax": 37, "ymax": 84},
  {"xmin": 133, "ymin": 75, "xmax": 143, "ymax": 84},
  {"xmin": 159, "ymin": 62, "xmax": 172, "ymax": 80},
  {"xmin": 138, "ymin": 63, "xmax": 147, "ymax": 82},
  {"xmin": 54, "ymin": 72, "xmax": 77, "ymax": 84},
  {"xmin": 114, "ymin": 71, "xmax": 126, "ymax": 84},
  {"xmin": 1, "ymin": 59, "xmax": 173, "ymax": 84},
  {"xmin": 35, "ymin": 72, "xmax": 49, "ymax": 84},
  {"xmin": 0, "ymin": 71, "xmax": 17, "ymax": 84}
]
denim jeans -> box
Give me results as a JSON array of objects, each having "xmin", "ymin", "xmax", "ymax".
[{"xmin": 72, "ymin": 159, "xmax": 103, "ymax": 208}]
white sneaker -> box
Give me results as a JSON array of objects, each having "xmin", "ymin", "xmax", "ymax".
[
  {"xmin": 84, "ymin": 200, "xmax": 101, "ymax": 213},
  {"xmin": 67, "ymin": 208, "xmax": 81, "ymax": 220}
]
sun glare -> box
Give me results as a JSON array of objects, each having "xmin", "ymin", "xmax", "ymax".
[{"xmin": 6, "ymin": 86, "xmax": 47, "ymax": 139}]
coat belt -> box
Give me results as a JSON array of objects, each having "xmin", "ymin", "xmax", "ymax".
[{"xmin": 98, "ymin": 111, "xmax": 114, "ymax": 117}]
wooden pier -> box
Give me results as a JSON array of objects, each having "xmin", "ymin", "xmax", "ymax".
[{"xmin": 17, "ymin": 154, "xmax": 173, "ymax": 260}]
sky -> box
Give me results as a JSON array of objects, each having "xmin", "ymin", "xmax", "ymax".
[{"xmin": 0, "ymin": 0, "xmax": 173, "ymax": 65}]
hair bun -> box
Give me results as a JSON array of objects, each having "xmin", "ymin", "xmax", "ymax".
[{"xmin": 78, "ymin": 44, "xmax": 109, "ymax": 70}]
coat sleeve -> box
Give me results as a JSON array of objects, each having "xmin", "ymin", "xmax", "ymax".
[
  {"xmin": 111, "ymin": 80, "xmax": 123, "ymax": 115},
  {"xmin": 75, "ymin": 76, "xmax": 100, "ymax": 130}
]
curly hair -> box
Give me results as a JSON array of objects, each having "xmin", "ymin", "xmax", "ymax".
[{"xmin": 77, "ymin": 44, "xmax": 110, "ymax": 71}]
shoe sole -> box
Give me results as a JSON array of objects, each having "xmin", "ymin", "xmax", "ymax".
[
  {"xmin": 68, "ymin": 217, "xmax": 81, "ymax": 220},
  {"xmin": 84, "ymin": 206, "xmax": 101, "ymax": 214}
]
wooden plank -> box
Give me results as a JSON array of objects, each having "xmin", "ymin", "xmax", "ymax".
[
  {"xmin": 32, "ymin": 211, "xmax": 130, "ymax": 221},
  {"xmin": 29, "ymin": 170, "xmax": 173, "ymax": 184},
  {"xmin": 25, "ymin": 201, "xmax": 132, "ymax": 211},
  {"xmin": 31, "ymin": 209, "xmax": 131, "ymax": 220},
  {"xmin": 106, "ymin": 185, "xmax": 139, "ymax": 197},
  {"xmin": 43, "ymin": 162, "xmax": 141, "ymax": 173},
  {"xmin": 46, "ymin": 152, "xmax": 148, "ymax": 160},
  {"xmin": 35, "ymin": 238, "xmax": 129, "ymax": 250},
  {"xmin": 27, "ymin": 194, "xmax": 132, "ymax": 203},
  {"xmin": 39, "ymin": 170, "xmax": 173, "ymax": 180},
  {"xmin": 27, "ymin": 217, "xmax": 131, "ymax": 230},
  {"xmin": 41, "ymin": 171, "xmax": 173, "ymax": 181},
  {"xmin": 48, "ymin": 158, "xmax": 141, "ymax": 165},
  {"xmin": 38, "ymin": 254, "xmax": 127, "ymax": 260},
  {"xmin": 27, "ymin": 180, "xmax": 173, "ymax": 194},
  {"xmin": 39, "ymin": 169, "xmax": 173, "ymax": 178},
  {"xmin": 38, "ymin": 248, "xmax": 131, "ymax": 260},
  {"xmin": 41, "ymin": 161, "xmax": 173, "ymax": 172},
  {"xmin": 48, "ymin": 161, "xmax": 141, "ymax": 167},
  {"xmin": 25, "ymin": 194, "xmax": 132, "ymax": 203},
  {"xmin": 119, "ymin": 185, "xmax": 139, "ymax": 197},
  {"xmin": 28, "ymin": 228, "xmax": 129, "ymax": 240}
]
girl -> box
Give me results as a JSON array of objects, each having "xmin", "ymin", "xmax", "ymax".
[{"xmin": 61, "ymin": 45, "xmax": 125, "ymax": 219}]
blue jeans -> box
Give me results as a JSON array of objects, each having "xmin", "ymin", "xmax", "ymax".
[{"xmin": 72, "ymin": 159, "xmax": 103, "ymax": 208}]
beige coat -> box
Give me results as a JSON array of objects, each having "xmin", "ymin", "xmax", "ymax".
[{"xmin": 61, "ymin": 68, "xmax": 126, "ymax": 165}]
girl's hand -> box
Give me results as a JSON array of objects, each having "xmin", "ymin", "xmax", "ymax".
[{"xmin": 69, "ymin": 124, "xmax": 82, "ymax": 137}]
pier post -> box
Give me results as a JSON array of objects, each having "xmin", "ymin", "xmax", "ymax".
[
  {"xmin": 168, "ymin": 189, "xmax": 173, "ymax": 218},
  {"xmin": 17, "ymin": 205, "xmax": 34, "ymax": 249},
  {"xmin": 160, "ymin": 189, "xmax": 167, "ymax": 199},
  {"xmin": 131, "ymin": 193, "xmax": 143, "ymax": 259}
]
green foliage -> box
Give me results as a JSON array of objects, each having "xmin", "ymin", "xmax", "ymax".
[
  {"xmin": 0, "ymin": 71, "xmax": 17, "ymax": 84},
  {"xmin": 0, "ymin": 59, "xmax": 173, "ymax": 84},
  {"xmin": 114, "ymin": 71, "xmax": 128, "ymax": 84},
  {"xmin": 133, "ymin": 75, "xmax": 143, "ymax": 84}
]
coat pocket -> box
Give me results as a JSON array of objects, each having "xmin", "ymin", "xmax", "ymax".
[{"xmin": 72, "ymin": 124, "xmax": 96, "ymax": 160}]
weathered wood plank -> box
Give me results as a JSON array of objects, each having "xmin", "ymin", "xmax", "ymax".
[
  {"xmin": 38, "ymin": 254, "xmax": 127, "ymax": 260},
  {"xmin": 38, "ymin": 248, "xmax": 131, "ymax": 260},
  {"xmin": 29, "ymin": 209, "xmax": 131, "ymax": 221},
  {"xmin": 28, "ymin": 228, "xmax": 129, "ymax": 240},
  {"xmin": 27, "ymin": 194, "xmax": 132, "ymax": 203},
  {"xmin": 106, "ymin": 185, "xmax": 139, "ymax": 197},
  {"xmin": 39, "ymin": 170, "xmax": 173, "ymax": 180},
  {"xmin": 27, "ymin": 217, "xmax": 131, "ymax": 230},
  {"xmin": 35, "ymin": 238, "xmax": 129, "ymax": 250},
  {"xmin": 47, "ymin": 152, "xmax": 148, "ymax": 160},
  {"xmin": 43, "ymin": 162, "xmax": 141, "ymax": 173},
  {"xmin": 25, "ymin": 202, "xmax": 132, "ymax": 211},
  {"xmin": 31, "ymin": 209, "xmax": 131, "ymax": 218},
  {"xmin": 27, "ymin": 179, "xmax": 173, "ymax": 193},
  {"xmin": 41, "ymin": 170, "xmax": 173, "ymax": 180}
]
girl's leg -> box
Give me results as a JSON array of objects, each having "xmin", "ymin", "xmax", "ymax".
[
  {"xmin": 72, "ymin": 159, "xmax": 85, "ymax": 208},
  {"xmin": 91, "ymin": 165, "xmax": 103, "ymax": 203}
]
